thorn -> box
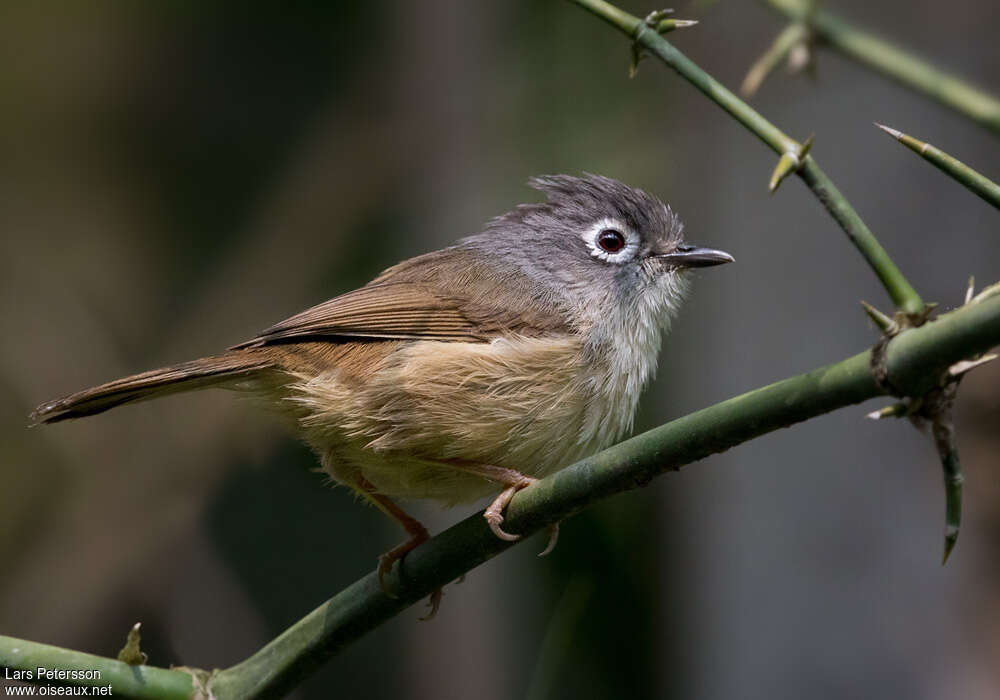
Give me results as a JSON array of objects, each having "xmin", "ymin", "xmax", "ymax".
[
  {"xmin": 769, "ymin": 152, "xmax": 800, "ymax": 193},
  {"xmin": 965, "ymin": 276, "xmax": 975, "ymax": 305},
  {"xmin": 970, "ymin": 281, "xmax": 1000, "ymax": 305},
  {"xmin": 641, "ymin": 8, "xmax": 678, "ymax": 40},
  {"xmin": 656, "ymin": 18, "xmax": 698, "ymax": 32},
  {"xmin": 117, "ymin": 622, "xmax": 148, "ymax": 666},
  {"xmin": 538, "ymin": 523, "xmax": 560, "ymax": 557},
  {"xmin": 942, "ymin": 526, "xmax": 959, "ymax": 565},
  {"xmin": 929, "ymin": 401, "xmax": 962, "ymax": 566},
  {"xmin": 874, "ymin": 123, "xmax": 938, "ymax": 162},
  {"xmin": 948, "ymin": 354, "xmax": 998, "ymax": 378},
  {"xmin": 768, "ymin": 134, "xmax": 813, "ymax": 193},
  {"xmin": 940, "ymin": 461, "xmax": 963, "ymax": 565},
  {"xmin": 874, "ymin": 122, "xmax": 903, "ymax": 140},
  {"xmin": 629, "ymin": 11, "xmax": 682, "ymax": 79},
  {"xmin": 866, "ymin": 402, "xmax": 908, "ymax": 420},
  {"xmin": 799, "ymin": 133, "xmax": 815, "ymax": 158},
  {"xmin": 629, "ymin": 43, "xmax": 644, "ymax": 79},
  {"xmin": 644, "ymin": 8, "xmax": 675, "ymax": 23},
  {"xmin": 860, "ymin": 300, "xmax": 894, "ymax": 332}
]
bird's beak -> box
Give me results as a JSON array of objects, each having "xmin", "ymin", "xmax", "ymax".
[{"xmin": 655, "ymin": 245, "xmax": 734, "ymax": 268}]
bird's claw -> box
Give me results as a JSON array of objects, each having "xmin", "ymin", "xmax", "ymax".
[
  {"xmin": 482, "ymin": 477, "xmax": 562, "ymax": 556},
  {"xmin": 377, "ymin": 555, "xmax": 398, "ymax": 598},
  {"xmin": 418, "ymin": 588, "xmax": 443, "ymax": 621},
  {"xmin": 485, "ymin": 511, "xmax": 522, "ymax": 541},
  {"xmin": 538, "ymin": 523, "xmax": 560, "ymax": 557}
]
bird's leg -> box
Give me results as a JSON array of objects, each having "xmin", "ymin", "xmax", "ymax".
[
  {"xmin": 355, "ymin": 477, "xmax": 441, "ymax": 619},
  {"xmin": 441, "ymin": 462, "xmax": 560, "ymax": 555}
]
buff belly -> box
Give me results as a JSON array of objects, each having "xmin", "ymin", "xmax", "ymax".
[{"xmin": 284, "ymin": 335, "xmax": 633, "ymax": 505}]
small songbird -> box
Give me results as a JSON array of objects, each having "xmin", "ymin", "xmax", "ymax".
[{"xmin": 32, "ymin": 174, "xmax": 732, "ymax": 611}]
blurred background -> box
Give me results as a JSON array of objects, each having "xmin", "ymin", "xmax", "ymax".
[{"xmin": 1, "ymin": 0, "xmax": 998, "ymax": 697}]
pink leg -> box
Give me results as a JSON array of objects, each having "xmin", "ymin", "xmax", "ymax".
[{"xmin": 356, "ymin": 477, "xmax": 441, "ymax": 619}]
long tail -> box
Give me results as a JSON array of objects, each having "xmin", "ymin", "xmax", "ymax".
[{"xmin": 31, "ymin": 351, "xmax": 276, "ymax": 424}]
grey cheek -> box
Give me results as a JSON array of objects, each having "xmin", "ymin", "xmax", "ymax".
[{"xmin": 615, "ymin": 263, "xmax": 644, "ymax": 286}]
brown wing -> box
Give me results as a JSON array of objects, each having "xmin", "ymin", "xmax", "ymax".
[
  {"xmin": 232, "ymin": 247, "xmax": 571, "ymax": 349},
  {"xmin": 232, "ymin": 282, "xmax": 490, "ymax": 348}
]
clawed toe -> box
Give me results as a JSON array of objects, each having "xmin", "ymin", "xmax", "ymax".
[
  {"xmin": 376, "ymin": 530, "xmax": 429, "ymax": 598},
  {"xmin": 482, "ymin": 478, "xmax": 539, "ymax": 543},
  {"xmin": 480, "ymin": 478, "xmax": 561, "ymax": 556},
  {"xmin": 419, "ymin": 588, "xmax": 443, "ymax": 621},
  {"xmin": 377, "ymin": 533, "xmax": 446, "ymax": 618},
  {"xmin": 485, "ymin": 511, "xmax": 522, "ymax": 541},
  {"xmin": 377, "ymin": 555, "xmax": 398, "ymax": 597},
  {"xmin": 537, "ymin": 523, "xmax": 560, "ymax": 557}
]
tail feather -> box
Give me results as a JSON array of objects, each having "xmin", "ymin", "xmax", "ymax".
[{"xmin": 31, "ymin": 351, "xmax": 275, "ymax": 424}]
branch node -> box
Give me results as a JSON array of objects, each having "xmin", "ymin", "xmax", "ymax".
[
  {"xmin": 881, "ymin": 281, "xmax": 993, "ymax": 563},
  {"xmin": 883, "ymin": 276, "xmax": 1000, "ymax": 562},
  {"xmin": 768, "ymin": 134, "xmax": 813, "ymax": 193},
  {"xmin": 175, "ymin": 666, "xmax": 217, "ymax": 700},
  {"xmin": 629, "ymin": 9, "xmax": 697, "ymax": 77}
]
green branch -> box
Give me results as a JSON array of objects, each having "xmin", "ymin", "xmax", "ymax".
[
  {"xmin": 876, "ymin": 124, "xmax": 1000, "ymax": 211},
  {"xmin": 0, "ymin": 635, "xmax": 195, "ymax": 699},
  {"xmin": 569, "ymin": 0, "xmax": 925, "ymax": 319},
  {"xmin": 4, "ymin": 293, "xmax": 1000, "ymax": 698},
  {"xmin": 763, "ymin": 0, "xmax": 1000, "ymax": 133}
]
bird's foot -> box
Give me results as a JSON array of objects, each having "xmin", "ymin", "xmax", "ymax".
[
  {"xmin": 376, "ymin": 529, "xmax": 428, "ymax": 591},
  {"xmin": 377, "ymin": 528, "xmax": 442, "ymax": 618},
  {"xmin": 483, "ymin": 476, "xmax": 560, "ymax": 555}
]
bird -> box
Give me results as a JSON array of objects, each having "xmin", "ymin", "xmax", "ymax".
[{"xmin": 32, "ymin": 173, "xmax": 732, "ymax": 615}]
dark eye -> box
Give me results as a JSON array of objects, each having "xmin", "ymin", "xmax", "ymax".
[{"xmin": 597, "ymin": 228, "xmax": 626, "ymax": 253}]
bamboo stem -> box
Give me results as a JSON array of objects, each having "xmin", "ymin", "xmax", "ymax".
[
  {"xmin": 876, "ymin": 124, "xmax": 1000, "ymax": 211},
  {"xmin": 0, "ymin": 635, "xmax": 195, "ymax": 699}
]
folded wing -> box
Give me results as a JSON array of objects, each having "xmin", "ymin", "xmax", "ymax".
[{"xmin": 232, "ymin": 247, "xmax": 570, "ymax": 348}]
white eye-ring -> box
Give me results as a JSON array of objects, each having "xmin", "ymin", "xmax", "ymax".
[{"xmin": 582, "ymin": 217, "xmax": 640, "ymax": 263}]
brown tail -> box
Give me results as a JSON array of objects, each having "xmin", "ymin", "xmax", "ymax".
[{"xmin": 31, "ymin": 351, "xmax": 276, "ymax": 424}]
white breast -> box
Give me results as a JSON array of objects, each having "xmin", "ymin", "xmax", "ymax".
[{"xmin": 577, "ymin": 272, "xmax": 686, "ymax": 453}]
